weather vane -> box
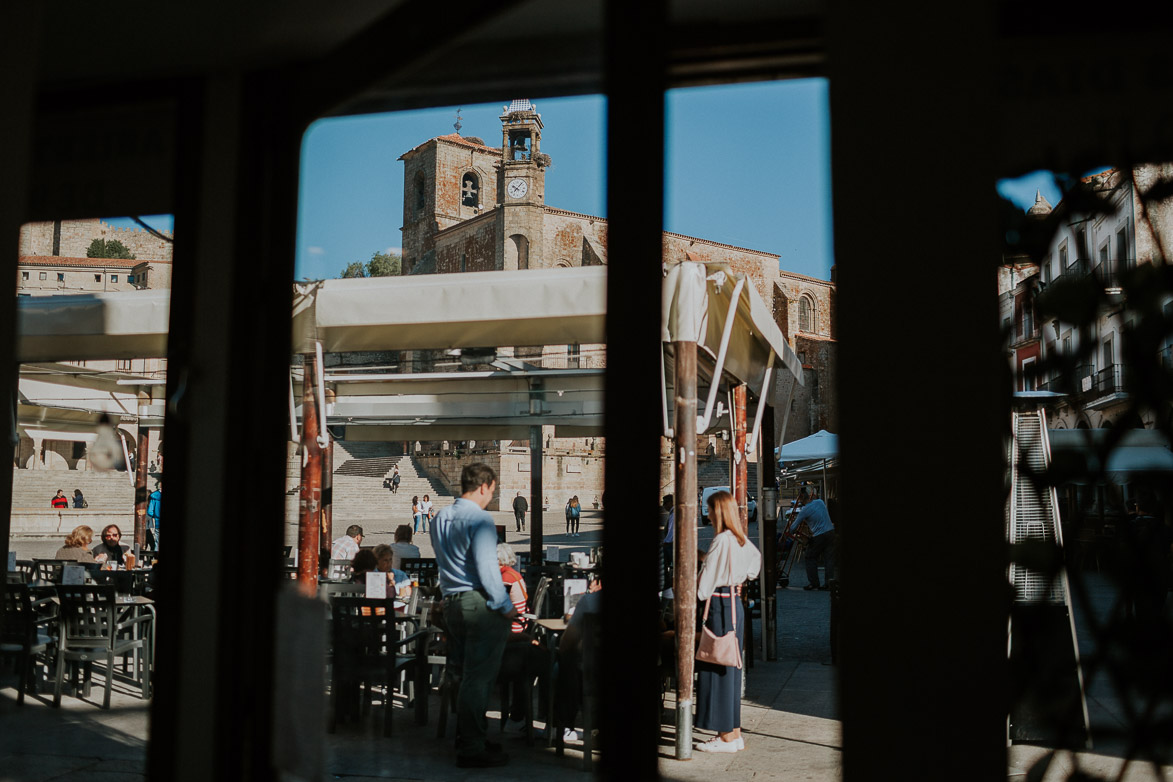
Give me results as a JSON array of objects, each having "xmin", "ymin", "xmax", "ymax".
[{"xmin": 454, "ymin": 108, "xmax": 463, "ymax": 135}]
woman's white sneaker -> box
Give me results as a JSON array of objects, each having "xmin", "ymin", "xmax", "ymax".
[{"xmin": 696, "ymin": 737, "xmax": 742, "ymax": 753}]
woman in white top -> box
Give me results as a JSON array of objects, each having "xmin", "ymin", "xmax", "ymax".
[
  {"xmin": 695, "ymin": 490, "xmax": 761, "ymax": 753},
  {"xmin": 418, "ymin": 495, "xmax": 432, "ymax": 533}
]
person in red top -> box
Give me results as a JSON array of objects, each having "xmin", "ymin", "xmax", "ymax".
[
  {"xmin": 496, "ymin": 542, "xmax": 548, "ymax": 734},
  {"xmin": 50, "ymin": 489, "xmax": 69, "ymax": 509},
  {"xmin": 497, "ymin": 543, "xmax": 529, "ymax": 633}
]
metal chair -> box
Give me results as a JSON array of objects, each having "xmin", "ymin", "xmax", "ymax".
[
  {"xmin": 328, "ymin": 559, "xmax": 354, "ymax": 581},
  {"xmin": 31, "ymin": 559, "xmax": 70, "ymax": 584},
  {"xmin": 328, "ymin": 597, "xmax": 427, "ymax": 736},
  {"xmin": 399, "ymin": 558, "xmax": 438, "ymax": 588},
  {"xmin": 1, "ymin": 584, "xmax": 56, "ymax": 705},
  {"xmin": 53, "ymin": 585, "xmax": 151, "ymax": 708}
]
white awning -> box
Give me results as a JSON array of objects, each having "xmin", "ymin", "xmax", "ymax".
[
  {"xmin": 778, "ymin": 429, "xmax": 838, "ymax": 461},
  {"xmin": 662, "ymin": 261, "xmax": 803, "ymax": 398},
  {"xmin": 17, "ymin": 290, "xmax": 170, "ymax": 362},
  {"xmin": 1048, "ymin": 428, "xmax": 1173, "ymax": 480},
  {"xmin": 292, "ymin": 267, "xmax": 607, "ymax": 354}
]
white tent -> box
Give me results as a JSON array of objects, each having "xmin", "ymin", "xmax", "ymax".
[{"xmin": 778, "ymin": 429, "xmax": 838, "ymax": 461}]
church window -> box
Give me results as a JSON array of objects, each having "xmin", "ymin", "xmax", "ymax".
[
  {"xmin": 799, "ymin": 295, "xmax": 816, "ymax": 333},
  {"xmin": 461, "ymin": 172, "xmax": 480, "ymax": 207},
  {"xmin": 414, "ymin": 175, "xmax": 426, "ymax": 215}
]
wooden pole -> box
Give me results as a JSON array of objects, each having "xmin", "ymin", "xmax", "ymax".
[
  {"xmin": 760, "ymin": 404, "xmax": 778, "ymax": 661},
  {"xmin": 732, "ymin": 385, "xmax": 748, "ymax": 529},
  {"xmin": 529, "ymin": 425, "xmax": 544, "ymax": 567},
  {"xmin": 297, "ymin": 355, "xmax": 323, "ymax": 590},
  {"xmin": 672, "ymin": 341, "xmax": 698, "ymax": 759},
  {"xmin": 134, "ymin": 428, "xmax": 150, "ymax": 550}
]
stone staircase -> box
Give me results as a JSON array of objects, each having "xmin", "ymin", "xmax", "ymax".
[
  {"xmin": 11, "ymin": 467, "xmax": 136, "ymax": 510},
  {"xmin": 697, "ymin": 457, "xmax": 759, "ymax": 495},
  {"xmin": 285, "ymin": 441, "xmax": 453, "ymax": 541}
]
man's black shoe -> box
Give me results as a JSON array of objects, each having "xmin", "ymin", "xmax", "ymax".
[
  {"xmin": 456, "ymin": 749, "xmax": 509, "ymax": 768},
  {"xmin": 819, "ymin": 584, "xmax": 830, "ymax": 591},
  {"xmin": 803, "ymin": 584, "xmax": 820, "ymax": 591}
]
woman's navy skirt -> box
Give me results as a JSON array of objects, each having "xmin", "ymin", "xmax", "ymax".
[{"xmin": 695, "ymin": 592, "xmax": 743, "ymax": 733}]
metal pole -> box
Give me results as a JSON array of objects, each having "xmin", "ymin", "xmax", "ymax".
[
  {"xmin": 134, "ymin": 427, "xmax": 150, "ymax": 550},
  {"xmin": 321, "ymin": 436, "xmax": 333, "ymax": 552},
  {"xmin": 297, "ymin": 354, "xmax": 323, "ymax": 590},
  {"xmin": 530, "ymin": 425, "xmax": 544, "ymax": 567},
  {"xmin": 760, "ymin": 405, "xmax": 778, "ymax": 661},
  {"xmin": 673, "ymin": 341, "xmax": 697, "ymax": 760}
]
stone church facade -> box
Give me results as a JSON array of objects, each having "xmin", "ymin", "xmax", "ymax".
[{"xmin": 397, "ymin": 100, "xmax": 837, "ymax": 500}]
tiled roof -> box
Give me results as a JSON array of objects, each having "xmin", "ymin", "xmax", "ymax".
[
  {"xmin": 19, "ymin": 255, "xmax": 142, "ymax": 269},
  {"xmin": 435, "ymin": 133, "xmax": 498, "ymax": 152}
]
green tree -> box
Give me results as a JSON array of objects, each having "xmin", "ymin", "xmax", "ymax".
[
  {"xmin": 338, "ymin": 251, "xmax": 401, "ymax": 279},
  {"xmin": 86, "ymin": 238, "xmax": 136, "ymax": 260},
  {"xmin": 365, "ymin": 251, "xmax": 401, "ymax": 277}
]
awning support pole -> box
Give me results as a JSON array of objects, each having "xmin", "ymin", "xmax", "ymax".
[
  {"xmin": 746, "ymin": 353, "xmax": 775, "ymax": 453},
  {"xmin": 760, "ymin": 404, "xmax": 778, "ymax": 661},
  {"xmin": 672, "ymin": 339, "xmax": 697, "ymax": 760},
  {"xmin": 732, "ymin": 384, "xmax": 749, "ymax": 531},
  {"xmin": 321, "ymin": 436, "xmax": 333, "ymax": 553},
  {"xmin": 529, "ymin": 425, "xmax": 544, "ymax": 567},
  {"xmin": 696, "ymin": 277, "xmax": 746, "ymax": 433},
  {"xmin": 660, "ymin": 342, "xmax": 673, "ymax": 438},
  {"xmin": 297, "ymin": 350, "xmax": 323, "ymax": 591},
  {"xmin": 134, "ymin": 427, "xmax": 150, "ymax": 550}
]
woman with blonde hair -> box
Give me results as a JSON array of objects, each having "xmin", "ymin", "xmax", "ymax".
[
  {"xmin": 55, "ymin": 525, "xmax": 107, "ymax": 563},
  {"xmin": 694, "ymin": 490, "xmax": 761, "ymax": 753}
]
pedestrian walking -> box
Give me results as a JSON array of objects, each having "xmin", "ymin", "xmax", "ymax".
[
  {"xmin": 411, "ymin": 495, "xmax": 422, "ymax": 534},
  {"xmin": 695, "ymin": 490, "xmax": 761, "ymax": 753},
  {"xmin": 512, "ymin": 491, "xmax": 528, "ymax": 532},
  {"xmin": 146, "ymin": 484, "xmax": 161, "ymax": 549},
  {"xmin": 391, "ymin": 466, "xmax": 401, "ymax": 493},
  {"xmin": 419, "ymin": 494, "xmax": 433, "ymax": 534},
  {"xmin": 432, "ymin": 463, "xmax": 517, "ymax": 768}
]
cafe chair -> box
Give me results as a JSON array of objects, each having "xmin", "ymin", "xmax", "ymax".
[
  {"xmin": 12, "ymin": 560, "xmax": 36, "ymax": 584},
  {"xmin": 529, "ymin": 576, "xmax": 553, "ymax": 620},
  {"xmin": 399, "ymin": 558, "xmax": 438, "ymax": 589},
  {"xmin": 2, "ymin": 584, "xmax": 57, "ymax": 705},
  {"xmin": 328, "ymin": 597, "xmax": 428, "ymax": 737},
  {"xmin": 552, "ymin": 611, "xmax": 601, "ymax": 771},
  {"xmin": 327, "ymin": 559, "xmax": 354, "ymax": 581},
  {"xmin": 31, "ymin": 559, "xmax": 70, "ymax": 584},
  {"xmin": 53, "ymin": 585, "xmax": 151, "ymax": 709}
]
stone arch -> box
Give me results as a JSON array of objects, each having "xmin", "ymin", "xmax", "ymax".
[{"xmin": 505, "ymin": 234, "xmax": 530, "ymax": 270}]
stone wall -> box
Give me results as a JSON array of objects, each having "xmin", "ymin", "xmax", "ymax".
[
  {"xmin": 19, "ymin": 219, "xmax": 173, "ymax": 261},
  {"xmin": 775, "ymin": 270, "xmax": 835, "ymax": 342},
  {"xmin": 541, "ymin": 208, "xmax": 608, "ymax": 267},
  {"xmin": 498, "ymin": 446, "xmax": 605, "ymax": 512},
  {"xmin": 783, "ymin": 334, "xmax": 838, "ymax": 442},
  {"xmin": 434, "ymin": 211, "xmax": 500, "ymax": 273}
]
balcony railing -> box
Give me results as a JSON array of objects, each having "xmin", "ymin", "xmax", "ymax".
[
  {"xmin": 1093, "ymin": 364, "xmax": 1125, "ymax": 395},
  {"xmin": 1064, "ymin": 258, "xmax": 1091, "ymax": 279},
  {"xmin": 1093, "ymin": 262, "xmax": 1122, "ymax": 289}
]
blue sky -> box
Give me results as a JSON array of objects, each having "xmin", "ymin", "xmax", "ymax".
[{"xmin": 107, "ymin": 80, "xmax": 837, "ymax": 281}]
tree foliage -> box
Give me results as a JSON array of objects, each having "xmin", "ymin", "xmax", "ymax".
[
  {"xmin": 339, "ymin": 251, "xmax": 401, "ymax": 279},
  {"xmin": 86, "ymin": 238, "xmax": 136, "ymax": 260}
]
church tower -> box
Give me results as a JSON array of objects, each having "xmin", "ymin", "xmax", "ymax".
[{"xmin": 497, "ymin": 99, "xmax": 548, "ymax": 270}]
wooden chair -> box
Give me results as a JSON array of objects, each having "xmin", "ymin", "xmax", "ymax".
[
  {"xmin": 54, "ymin": 585, "xmax": 150, "ymax": 708},
  {"xmin": 328, "ymin": 597, "xmax": 427, "ymax": 736},
  {"xmin": 1, "ymin": 584, "xmax": 56, "ymax": 705}
]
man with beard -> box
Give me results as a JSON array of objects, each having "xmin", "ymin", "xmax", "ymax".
[{"xmin": 92, "ymin": 524, "xmax": 129, "ymax": 566}]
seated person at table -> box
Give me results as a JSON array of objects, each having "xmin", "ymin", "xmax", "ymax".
[
  {"xmin": 92, "ymin": 524, "xmax": 129, "ymax": 566},
  {"xmin": 331, "ymin": 524, "xmax": 364, "ymax": 561},
  {"xmin": 496, "ymin": 543, "xmax": 548, "ymax": 733},
  {"xmin": 554, "ymin": 570, "xmax": 603, "ymax": 742},
  {"xmin": 389, "ymin": 525, "xmax": 421, "ymax": 570},
  {"xmin": 56, "ymin": 525, "xmax": 108, "ymax": 563},
  {"xmin": 372, "ymin": 544, "xmax": 410, "ymax": 593}
]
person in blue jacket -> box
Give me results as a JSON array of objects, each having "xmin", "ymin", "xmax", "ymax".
[{"xmin": 147, "ymin": 484, "xmax": 162, "ymax": 549}]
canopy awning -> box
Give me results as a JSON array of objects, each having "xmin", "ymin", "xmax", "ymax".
[
  {"xmin": 292, "ymin": 267, "xmax": 607, "ymax": 354},
  {"xmin": 16, "ymin": 290, "xmax": 170, "ymax": 362},
  {"xmin": 1048, "ymin": 428, "xmax": 1173, "ymax": 480},
  {"xmin": 778, "ymin": 429, "xmax": 838, "ymax": 461}
]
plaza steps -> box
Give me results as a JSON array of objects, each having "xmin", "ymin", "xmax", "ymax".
[
  {"xmin": 11, "ymin": 467, "xmax": 136, "ymax": 510},
  {"xmin": 284, "ymin": 441, "xmax": 452, "ymax": 540}
]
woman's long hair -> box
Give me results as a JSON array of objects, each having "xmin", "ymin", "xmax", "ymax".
[
  {"xmin": 707, "ymin": 491, "xmax": 746, "ymax": 546},
  {"xmin": 64, "ymin": 525, "xmax": 93, "ymax": 549}
]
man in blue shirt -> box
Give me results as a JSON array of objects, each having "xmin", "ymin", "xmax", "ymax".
[
  {"xmin": 432, "ymin": 462, "xmax": 518, "ymax": 768},
  {"xmin": 787, "ymin": 486, "xmax": 836, "ymax": 591}
]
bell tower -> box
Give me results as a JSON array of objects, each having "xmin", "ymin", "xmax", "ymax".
[{"xmin": 498, "ymin": 99, "xmax": 548, "ymax": 270}]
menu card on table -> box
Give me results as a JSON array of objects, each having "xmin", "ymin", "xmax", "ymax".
[
  {"xmin": 563, "ymin": 578, "xmax": 588, "ymax": 615},
  {"xmin": 365, "ymin": 572, "xmax": 387, "ymax": 599}
]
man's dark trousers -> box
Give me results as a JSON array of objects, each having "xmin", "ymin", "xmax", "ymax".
[
  {"xmin": 514, "ymin": 509, "xmax": 525, "ymax": 531},
  {"xmin": 805, "ymin": 531, "xmax": 835, "ymax": 587},
  {"xmin": 444, "ymin": 590, "xmax": 510, "ymax": 757}
]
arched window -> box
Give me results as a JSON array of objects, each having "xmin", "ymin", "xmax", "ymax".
[
  {"xmin": 461, "ymin": 253, "xmax": 468, "ymax": 273},
  {"xmin": 461, "ymin": 172, "xmax": 479, "ymax": 207},
  {"xmin": 798, "ymin": 295, "xmax": 816, "ymax": 333},
  {"xmin": 506, "ymin": 234, "xmax": 530, "ymax": 270}
]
